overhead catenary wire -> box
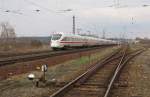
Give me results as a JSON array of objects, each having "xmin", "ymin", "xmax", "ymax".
[
  {"xmin": 0, "ymin": 0, "xmax": 59, "ymax": 15},
  {"xmin": 0, "ymin": 0, "xmax": 29, "ymax": 16},
  {"xmin": 1, "ymin": 0, "xmax": 149, "ymax": 16},
  {"xmin": 23, "ymin": 0, "xmax": 60, "ymax": 14},
  {"xmin": 26, "ymin": 0, "xmax": 74, "ymax": 15}
]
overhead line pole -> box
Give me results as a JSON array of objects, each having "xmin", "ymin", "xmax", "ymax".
[{"xmin": 73, "ymin": 15, "xmax": 75, "ymax": 34}]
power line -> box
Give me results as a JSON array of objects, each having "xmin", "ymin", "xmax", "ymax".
[
  {"xmin": 0, "ymin": 0, "xmax": 59, "ymax": 16},
  {"xmin": 23, "ymin": 0, "xmax": 56, "ymax": 14}
]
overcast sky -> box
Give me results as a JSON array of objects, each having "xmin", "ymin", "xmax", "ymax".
[{"xmin": 0, "ymin": 0, "xmax": 150, "ymax": 38}]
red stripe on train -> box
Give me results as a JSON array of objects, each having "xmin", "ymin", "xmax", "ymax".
[{"xmin": 60, "ymin": 41, "xmax": 86, "ymax": 44}]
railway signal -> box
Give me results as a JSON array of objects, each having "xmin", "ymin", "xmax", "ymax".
[{"xmin": 27, "ymin": 64, "xmax": 48, "ymax": 87}]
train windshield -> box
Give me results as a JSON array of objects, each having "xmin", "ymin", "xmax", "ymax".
[{"xmin": 51, "ymin": 34, "xmax": 62, "ymax": 40}]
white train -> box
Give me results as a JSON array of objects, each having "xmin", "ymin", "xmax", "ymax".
[{"xmin": 50, "ymin": 32, "xmax": 117, "ymax": 50}]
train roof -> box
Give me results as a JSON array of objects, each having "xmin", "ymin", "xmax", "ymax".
[
  {"xmin": 53, "ymin": 32, "xmax": 84, "ymax": 38},
  {"xmin": 52, "ymin": 32, "xmax": 115, "ymax": 42}
]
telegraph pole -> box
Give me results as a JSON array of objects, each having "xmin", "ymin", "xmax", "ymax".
[{"xmin": 73, "ymin": 15, "xmax": 75, "ymax": 34}]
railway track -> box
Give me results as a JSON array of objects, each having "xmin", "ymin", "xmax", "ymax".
[
  {"xmin": 49, "ymin": 46, "xmax": 144, "ymax": 97},
  {"xmin": 0, "ymin": 50, "xmax": 52, "ymax": 58},
  {"xmin": 0, "ymin": 46, "xmax": 112, "ymax": 66}
]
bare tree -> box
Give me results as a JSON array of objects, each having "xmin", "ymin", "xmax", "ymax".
[
  {"xmin": 0, "ymin": 22, "xmax": 16, "ymax": 39},
  {"xmin": 0, "ymin": 22, "xmax": 16, "ymax": 50}
]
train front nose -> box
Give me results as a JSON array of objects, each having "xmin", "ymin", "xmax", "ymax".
[
  {"xmin": 51, "ymin": 40, "xmax": 64, "ymax": 48},
  {"xmin": 51, "ymin": 33, "xmax": 64, "ymax": 49},
  {"xmin": 51, "ymin": 41, "xmax": 59, "ymax": 48}
]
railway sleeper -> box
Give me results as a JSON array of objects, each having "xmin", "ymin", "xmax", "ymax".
[
  {"xmin": 81, "ymin": 83, "xmax": 108, "ymax": 87},
  {"xmin": 64, "ymin": 88, "xmax": 105, "ymax": 97},
  {"xmin": 86, "ymin": 78, "xmax": 109, "ymax": 84},
  {"xmin": 113, "ymin": 81, "xmax": 129, "ymax": 88}
]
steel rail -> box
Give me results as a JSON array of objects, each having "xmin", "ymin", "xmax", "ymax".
[
  {"xmin": 0, "ymin": 46, "xmax": 111, "ymax": 66},
  {"xmin": 0, "ymin": 50, "xmax": 52, "ymax": 58},
  {"xmin": 103, "ymin": 49, "xmax": 144, "ymax": 97},
  {"xmin": 49, "ymin": 48, "xmax": 122, "ymax": 97}
]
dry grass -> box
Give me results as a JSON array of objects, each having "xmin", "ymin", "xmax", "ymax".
[
  {"xmin": 0, "ymin": 39, "xmax": 50, "ymax": 55},
  {"xmin": 127, "ymin": 49, "xmax": 150, "ymax": 97}
]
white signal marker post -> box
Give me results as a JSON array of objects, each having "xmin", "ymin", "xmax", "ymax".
[{"xmin": 41, "ymin": 64, "xmax": 48, "ymax": 82}]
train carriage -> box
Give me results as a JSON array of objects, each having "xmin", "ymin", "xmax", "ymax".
[{"xmin": 50, "ymin": 32, "xmax": 116, "ymax": 50}]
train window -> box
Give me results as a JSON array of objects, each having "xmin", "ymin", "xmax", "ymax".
[
  {"xmin": 72, "ymin": 38, "xmax": 74, "ymax": 41},
  {"xmin": 76, "ymin": 38, "xmax": 79, "ymax": 41},
  {"xmin": 62, "ymin": 37, "xmax": 67, "ymax": 41},
  {"xmin": 73, "ymin": 38, "xmax": 76, "ymax": 41},
  {"xmin": 67, "ymin": 37, "xmax": 71, "ymax": 41},
  {"xmin": 71, "ymin": 37, "xmax": 74, "ymax": 41},
  {"xmin": 51, "ymin": 34, "xmax": 62, "ymax": 40},
  {"xmin": 76, "ymin": 38, "xmax": 78, "ymax": 41},
  {"xmin": 65, "ymin": 37, "xmax": 71, "ymax": 41}
]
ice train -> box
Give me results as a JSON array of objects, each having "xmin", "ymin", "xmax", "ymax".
[{"xmin": 50, "ymin": 32, "xmax": 117, "ymax": 50}]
